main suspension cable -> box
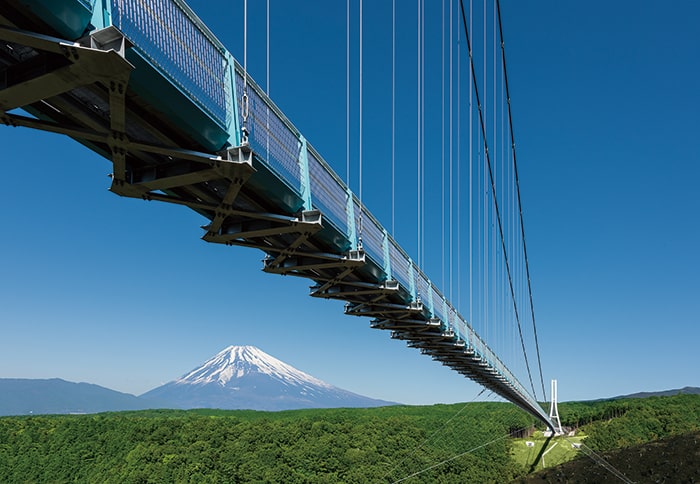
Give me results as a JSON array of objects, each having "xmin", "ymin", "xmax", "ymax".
[
  {"xmin": 458, "ymin": 0, "xmax": 537, "ymax": 400},
  {"xmin": 496, "ymin": 0, "xmax": 547, "ymax": 402}
]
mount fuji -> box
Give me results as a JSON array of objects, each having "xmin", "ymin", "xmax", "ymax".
[{"xmin": 140, "ymin": 346, "xmax": 396, "ymax": 411}]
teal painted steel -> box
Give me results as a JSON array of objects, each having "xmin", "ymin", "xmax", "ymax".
[
  {"xmin": 346, "ymin": 188, "xmax": 357, "ymax": 251},
  {"xmin": 226, "ymin": 53, "xmax": 241, "ymax": 147},
  {"xmin": 108, "ymin": 0, "xmax": 230, "ymax": 151},
  {"xmin": 125, "ymin": 49, "xmax": 229, "ymax": 151},
  {"xmin": 409, "ymin": 259, "xmax": 417, "ymax": 301},
  {"xmin": 299, "ymin": 137, "xmax": 312, "ymax": 211},
  {"xmin": 90, "ymin": 0, "xmax": 110, "ymax": 30},
  {"xmin": 17, "ymin": 0, "xmax": 94, "ymax": 39},
  {"xmin": 382, "ymin": 230, "xmax": 391, "ymax": 281},
  {"xmin": 110, "ymin": 0, "xmax": 229, "ymax": 129}
]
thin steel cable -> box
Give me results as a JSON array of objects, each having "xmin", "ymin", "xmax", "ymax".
[
  {"xmin": 265, "ymin": 0, "xmax": 270, "ymax": 161},
  {"xmin": 240, "ymin": 0, "xmax": 249, "ymax": 143},
  {"xmin": 449, "ymin": 0, "xmax": 454, "ymax": 302},
  {"xmin": 392, "ymin": 426, "xmax": 529, "ymax": 483},
  {"xmin": 457, "ymin": 0, "xmax": 462, "ymax": 312},
  {"xmin": 459, "ymin": 0, "xmax": 537, "ymax": 400},
  {"xmin": 392, "ymin": 0, "xmax": 396, "ymax": 235},
  {"xmin": 442, "ymin": 0, "xmax": 446, "ymax": 291},
  {"xmin": 482, "ymin": 0, "xmax": 488, "ymax": 345},
  {"xmin": 564, "ymin": 438, "xmax": 635, "ymax": 484},
  {"xmin": 346, "ymin": 0, "xmax": 350, "ymax": 186},
  {"xmin": 383, "ymin": 388, "xmax": 486, "ymax": 481},
  {"xmin": 492, "ymin": 0, "xmax": 498, "ymax": 357},
  {"xmin": 243, "ymin": 0, "xmax": 247, "ymax": 93},
  {"xmin": 266, "ymin": 0, "xmax": 269, "ymax": 95},
  {"xmin": 468, "ymin": 0, "xmax": 473, "ymax": 325},
  {"xmin": 421, "ymin": 0, "xmax": 426, "ymax": 268},
  {"xmin": 417, "ymin": 0, "xmax": 421, "ymax": 272},
  {"xmin": 359, "ymin": 0, "xmax": 363, "ymax": 237},
  {"xmin": 496, "ymin": 0, "xmax": 547, "ymax": 401}
]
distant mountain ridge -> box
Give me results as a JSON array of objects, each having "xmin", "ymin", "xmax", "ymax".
[
  {"xmin": 140, "ymin": 345, "xmax": 396, "ymax": 411},
  {"xmin": 613, "ymin": 386, "xmax": 700, "ymax": 400},
  {"xmin": 5, "ymin": 350, "xmax": 692, "ymax": 417},
  {"xmin": 0, "ymin": 378, "xmax": 153, "ymax": 416},
  {"xmin": 0, "ymin": 346, "xmax": 394, "ymax": 416}
]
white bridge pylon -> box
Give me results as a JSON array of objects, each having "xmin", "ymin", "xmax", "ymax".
[{"xmin": 549, "ymin": 379, "xmax": 564, "ymax": 435}]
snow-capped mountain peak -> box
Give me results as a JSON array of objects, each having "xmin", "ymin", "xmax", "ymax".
[
  {"xmin": 140, "ymin": 345, "xmax": 396, "ymax": 411},
  {"xmin": 175, "ymin": 345, "xmax": 332, "ymax": 389}
]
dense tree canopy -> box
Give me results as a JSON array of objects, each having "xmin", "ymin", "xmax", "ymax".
[{"xmin": 0, "ymin": 395, "xmax": 697, "ymax": 482}]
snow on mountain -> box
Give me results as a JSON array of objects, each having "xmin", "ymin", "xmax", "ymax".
[
  {"xmin": 176, "ymin": 345, "xmax": 332, "ymax": 389},
  {"xmin": 141, "ymin": 345, "xmax": 396, "ymax": 411}
]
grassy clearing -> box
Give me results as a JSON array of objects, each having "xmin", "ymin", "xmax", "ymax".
[{"xmin": 511, "ymin": 430, "xmax": 586, "ymax": 472}]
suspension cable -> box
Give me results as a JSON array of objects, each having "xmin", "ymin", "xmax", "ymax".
[
  {"xmin": 421, "ymin": 0, "xmax": 426, "ymax": 268},
  {"xmin": 392, "ymin": 0, "xmax": 396, "ymax": 235},
  {"xmin": 240, "ymin": 0, "xmax": 249, "ymax": 144},
  {"xmin": 392, "ymin": 427, "xmax": 526, "ymax": 483},
  {"xmin": 457, "ymin": 0, "xmax": 462, "ymax": 312},
  {"xmin": 346, "ymin": 0, "xmax": 350, "ymax": 186},
  {"xmin": 564, "ymin": 438, "xmax": 635, "ymax": 483},
  {"xmin": 459, "ymin": 0, "xmax": 537, "ymax": 400},
  {"xmin": 266, "ymin": 0, "xmax": 269, "ymax": 95},
  {"xmin": 416, "ymin": 0, "xmax": 422, "ymax": 273},
  {"xmin": 468, "ymin": 0, "xmax": 473, "ymax": 325},
  {"xmin": 482, "ymin": 0, "xmax": 488, "ymax": 345},
  {"xmin": 442, "ymin": 0, "xmax": 446, "ymax": 292},
  {"xmin": 383, "ymin": 388, "xmax": 486, "ymax": 481},
  {"xmin": 265, "ymin": 0, "xmax": 270, "ymax": 160},
  {"xmin": 449, "ymin": 0, "xmax": 454, "ymax": 301},
  {"xmin": 496, "ymin": 0, "xmax": 547, "ymax": 402},
  {"xmin": 359, "ymin": 0, "xmax": 364, "ymax": 239}
]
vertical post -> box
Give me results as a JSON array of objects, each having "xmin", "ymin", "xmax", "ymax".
[
  {"xmin": 408, "ymin": 259, "xmax": 417, "ymax": 302},
  {"xmin": 299, "ymin": 136, "xmax": 312, "ymax": 210},
  {"xmin": 346, "ymin": 188, "xmax": 357, "ymax": 251},
  {"xmin": 382, "ymin": 229, "xmax": 392, "ymax": 281},
  {"xmin": 442, "ymin": 298, "xmax": 449, "ymax": 329},
  {"xmin": 90, "ymin": 0, "xmax": 111, "ymax": 30},
  {"xmin": 425, "ymin": 281, "xmax": 434, "ymax": 315},
  {"xmin": 227, "ymin": 55, "xmax": 241, "ymax": 148}
]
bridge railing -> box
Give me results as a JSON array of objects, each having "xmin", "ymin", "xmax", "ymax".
[
  {"xmin": 110, "ymin": 0, "xmax": 231, "ymax": 128},
  {"xmin": 235, "ymin": 70, "xmax": 303, "ymax": 190},
  {"xmin": 308, "ymin": 146, "xmax": 349, "ymax": 236}
]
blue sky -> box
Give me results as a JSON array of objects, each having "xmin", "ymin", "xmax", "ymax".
[{"xmin": 0, "ymin": 0, "xmax": 698, "ymax": 406}]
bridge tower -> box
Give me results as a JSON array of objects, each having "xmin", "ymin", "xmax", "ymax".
[{"xmin": 549, "ymin": 379, "xmax": 564, "ymax": 434}]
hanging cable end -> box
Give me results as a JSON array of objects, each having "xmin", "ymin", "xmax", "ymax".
[{"xmin": 240, "ymin": 125, "xmax": 249, "ymax": 146}]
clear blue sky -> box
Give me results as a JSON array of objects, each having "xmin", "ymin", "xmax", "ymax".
[{"xmin": 0, "ymin": 0, "xmax": 698, "ymax": 405}]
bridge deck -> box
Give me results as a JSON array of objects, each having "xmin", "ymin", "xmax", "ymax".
[{"xmin": 0, "ymin": 0, "xmax": 552, "ymax": 427}]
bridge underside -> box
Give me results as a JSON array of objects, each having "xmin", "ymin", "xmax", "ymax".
[{"xmin": 0, "ymin": 4, "xmax": 553, "ymax": 429}]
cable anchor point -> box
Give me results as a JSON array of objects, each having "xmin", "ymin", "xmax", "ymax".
[{"xmin": 240, "ymin": 91, "xmax": 250, "ymax": 146}]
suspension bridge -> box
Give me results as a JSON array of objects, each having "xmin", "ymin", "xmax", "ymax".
[{"xmin": 0, "ymin": 0, "xmax": 555, "ymax": 429}]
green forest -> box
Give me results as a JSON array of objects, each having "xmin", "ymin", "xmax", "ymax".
[{"xmin": 0, "ymin": 394, "xmax": 698, "ymax": 483}]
